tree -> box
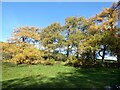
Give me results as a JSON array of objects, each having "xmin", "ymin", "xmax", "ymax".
[
  {"xmin": 89, "ymin": 5, "xmax": 118, "ymax": 63},
  {"xmin": 9, "ymin": 26, "xmax": 41, "ymax": 45},
  {"xmin": 63, "ymin": 17, "xmax": 84, "ymax": 58},
  {"xmin": 40, "ymin": 22, "xmax": 63, "ymax": 60},
  {"xmin": 109, "ymin": 1, "xmax": 120, "ymax": 66}
]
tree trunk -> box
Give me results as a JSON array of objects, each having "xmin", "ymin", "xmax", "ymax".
[
  {"xmin": 102, "ymin": 47, "xmax": 106, "ymax": 63},
  {"xmin": 67, "ymin": 45, "xmax": 70, "ymax": 57},
  {"xmin": 93, "ymin": 50, "xmax": 96, "ymax": 63},
  {"xmin": 98, "ymin": 45, "xmax": 107, "ymax": 63},
  {"xmin": 117, "ymin": 54, "xmax": 120, "ymax": 67},
  {"xmin": 76, "ymin": 45, "xmax": 79, "ymax": 59},
  {"xmin": 66, "ymin": 29, "xmax": 70, "ymax": 57},
  {"xmin": 76, "ymin": 52, "xmax": 79, "ymax": 59},
  {"xmin": 22, "ymin": 37, "xmax": 25, "ymax": 42}
]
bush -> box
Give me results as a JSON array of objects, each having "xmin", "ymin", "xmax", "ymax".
[
  {"xmin": 54, "ymin": 61, "xmax": 63, "ymax": 65},
  {"xmin": 54, "ymin": 53, "xmax": 67, "ymax": 61},
  {"xmin": 9, "ymin": 46, "xmax": 44, "ymax": 64},
  {"xmin": 44, "ymin": 59, "xmax": 55, "ymax": 65},
  {"xmin": 64, "ymin": 56, "xmax": 81, "ymax": 67}
]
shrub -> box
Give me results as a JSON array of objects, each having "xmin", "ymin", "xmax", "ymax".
[
  {"xmin": 64, "ymin": 56, "xmax": 81, "ymax": 66},
  {"xmin": 54, "ymin": 53, "xmax": 67, "ymax": 61},
  {"xmin": 9, "ymin": 46, "xmax": 44, "ymax": 64},
  {"xmin": 44, "ymin": 59, "xmax": 55, "ymax": 65}
]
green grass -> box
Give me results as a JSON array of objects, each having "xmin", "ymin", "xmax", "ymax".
[{"xmin": 1, "ymin": 62, "xmax": 120, "ymax": 89}]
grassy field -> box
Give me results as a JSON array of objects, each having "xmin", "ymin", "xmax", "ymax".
[{"xmin": 1, "ymin": 62, "xmax": 120, "ymax": 89}]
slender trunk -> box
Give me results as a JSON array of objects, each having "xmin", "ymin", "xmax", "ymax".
[
  {"xmin": 117, "ymin": 54, "xmax": 120, "ymax": 67},
  {"xmin": 76, "ymin": 45, "xmax": 79, "ymax": 59},
  {"xmin": 86, "ymin": 51, "xmax": 90, "ymax": 61},
  {"xmin": 67, "ymin": 45, "xmax": 70, "ymax": 57},
  {"xmin": 66, "ymin": 29, "xmax": 70, "ymax": 57},
  {"xmin": 102, "ymin": 47, "xmax": 106, "ymax": 63},
  {"xmin": 76, "ymin": 52, "xmax": 79, "ymax": 59},
  {"xmin": 93, "ymin": 50, "xmax": 96, "ymax": 63},
  {"xmin": 22, "ymin": 37, "xmax": 25, "ymax": 42},
  {"xmin": 98, "ymin": 45, "xmax": 107, "ymax": 63}
]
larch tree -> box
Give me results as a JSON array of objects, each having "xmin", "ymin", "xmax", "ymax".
[
  {"xmin": 89, "ymin": 4, "xmax": 118, "ymax": 63},
  {"xmin": 63, "ymin": 17, "xmax": 84, "ymax": 58},
  {"xmin": 40, "ymin": 22, "xmax": 63, "ymax": 60},
  {"xmin": 9, "ymin": 26, "xmax": 41, "ymax": 45}
]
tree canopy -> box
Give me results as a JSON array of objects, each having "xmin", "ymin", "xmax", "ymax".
[{"xmin": 1, "ymin": 1, "xmax": 120, "ymax": 67}]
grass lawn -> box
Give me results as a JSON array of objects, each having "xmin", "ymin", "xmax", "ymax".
[{"xmin": 1, "ymin": 62, "xmax": 120, "ymax": 89}]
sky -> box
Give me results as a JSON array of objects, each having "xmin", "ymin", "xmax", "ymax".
[{"xmin": 1, "ymin": 2, "xmax": 113, "ymax": 42}]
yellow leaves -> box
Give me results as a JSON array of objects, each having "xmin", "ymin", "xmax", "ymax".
[
  {"xmin": 40, "ymin": 22, "xmax": 63, "ymax": 50},
  {"xmin": 12, "ymin": 26, "xmax": 40, "ymax": 43},
  {"xmin": 88, "ymin": 24, "xmax": 100, "ymax": 35},
  {"xmin": 65, "ymin": 17, "xmax": 78, "ymax": 27},
  {"xmin": 98, "ymin": 8, "xmax": 110, "ymax": 17},
  {"xmin": 103, "ymin": 25, "xmax": 108, "ymax": 30},
  {"xmin": 1, "ymin": 42, "xmax": 44, "ymax": 64},
  {"xmin": 89, "ymin": 25, "xmax": 99, "ymax": 30},
  {"xmin": 96, "ymin": 17, "xmax": 103, "ymax": 21},
  {"xmin": 103, "ymin": 8, "xmax": 110, "ymax": 14},
  {"xmin": 10, "ymin": 48, "xmax": 44, "ymax": 64}
]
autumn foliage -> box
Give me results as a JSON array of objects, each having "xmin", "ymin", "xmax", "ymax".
[{"xmin": 1, "ymin": 1, "xmax": 120, "ymax": 67}]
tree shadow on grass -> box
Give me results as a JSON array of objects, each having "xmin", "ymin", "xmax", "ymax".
[{"xmin": 2, "ymin": 68, "xmax": 120, "ymax": 90}]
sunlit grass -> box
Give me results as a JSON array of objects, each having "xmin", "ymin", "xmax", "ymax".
[
  {"xmin": 2, "ymin": 62, "xmax": 74, "ymax": 81},
  {"xmin": 2, "ymin": 62, "xmax": 120, "ymax": 89}
]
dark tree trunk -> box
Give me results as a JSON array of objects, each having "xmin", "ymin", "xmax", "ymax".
[
  {"xmin": 21, "ymin": 36, "xmax": 27, "ymax": 42},
  {"xmin": 102, "ymin": 47, "xmax": 106, "ymax": 63},
  {"xmin": 117, "ymin": 54, "xmax": 120, "ymax": 67},
  {"xmin": 67, "ymin": 45, "xmax": 70, "ymax": 57},
  {"xmin": 76, "ymin": 45, "xmax": 79, "ymax": 59},
  {"xmin": 85, "ymin": 51, "xmax": 90, "ymax": 61},
  {"xmin": 22, "ymin": 37, "xmax": 25, "ymax": 42},
  {"xmin": 102, "ymin": 45, "xmax": 107, "ymax": 63},
  {"xmin": 98, "ymin": 45, "xmax": 107, "ymax": 63},
  {"xmin": 66, "ymin": 29, "xmax": 70, "ymax": 57},
  {"xmin": 76, "ymin": 52, "xmax": 79, "ymax": 59},
  {"xmin": 93, "ymin": 50, "xmax": 96, "ymax": 63}
]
